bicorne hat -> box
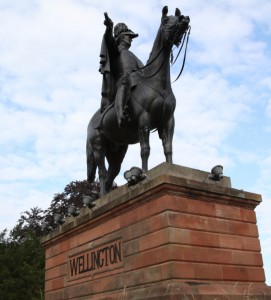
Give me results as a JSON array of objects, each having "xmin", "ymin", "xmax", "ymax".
[{"xmin": 114, "ymin": 23, "xmax": 138, "ymax": 40}]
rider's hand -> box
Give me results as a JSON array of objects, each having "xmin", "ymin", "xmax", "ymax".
[{"xmin": 104, "ymin": 12, "xmax": 113, "ymax": 30}]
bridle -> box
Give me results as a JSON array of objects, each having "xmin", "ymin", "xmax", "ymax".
[
  {"xmin": 171, "ymin": 25, "xmax": 191, "ymax": 82},
  {"xmin": 137, "ymin": 18, "xmax": 191, "ymax": 81}
]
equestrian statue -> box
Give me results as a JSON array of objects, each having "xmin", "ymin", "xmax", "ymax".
[{"xmin": 87, "ymin": 6, "xmax": 190, "ymax": 195}]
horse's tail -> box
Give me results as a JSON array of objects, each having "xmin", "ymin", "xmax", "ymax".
[{"xmin": 86, "ymin": 140, "xmax": 96, "ymax": 183}]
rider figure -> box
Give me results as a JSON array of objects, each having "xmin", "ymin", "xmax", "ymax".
[{"xmin": 99, "ymin": 13, "xmax": 144, "ymax": 127}]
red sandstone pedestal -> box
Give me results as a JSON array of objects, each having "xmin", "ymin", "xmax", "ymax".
[{"xmin": 41, "ymin": 163, "xmax": 271, "ymax": 299}]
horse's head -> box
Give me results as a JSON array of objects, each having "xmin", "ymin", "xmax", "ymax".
[{"xmin": 160, "ymin": 6, "xmax": 190, "ymax": 47}]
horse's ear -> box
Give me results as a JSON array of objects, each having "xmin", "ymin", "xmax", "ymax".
[
  {"xmin": 162, "ymin": 6, "xmax": 168, "ymax": 17},
  {"xmin": 175, "ymin": 8, "xmax": 181, "ymax": 16}
]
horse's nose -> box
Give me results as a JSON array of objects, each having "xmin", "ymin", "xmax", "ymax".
[
  {"xmin": 183, "ymin": 16, "xmax": 190, "ymax": 23},
  {"xmin": 178, "ymin": 15, "xmax": 184, "ymax": 22}
]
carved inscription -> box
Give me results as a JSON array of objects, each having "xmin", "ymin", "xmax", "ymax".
[{"xmin": 69, "ymin": 240, "xmax": 123, "ymax": 279}]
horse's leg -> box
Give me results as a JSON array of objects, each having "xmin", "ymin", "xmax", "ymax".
[
  {"xmin": 86, "ymin": 138, "xmax": 97, "ymax": 183},
  {"xmin": 94, "ymin": 151, "xmax": 108, "ymax": 196},
  {"xmin": 139, "ymin": 114, "xmax": 151, "ymax": 172},
  {"xmin": 158, "ymin": 116, "xmax": 175, "ymax": 163},
  {"xmin": 105, "ymin": 145, "xmax": 128, "ymax": 193},
  {"xmin": 90, "ymin": 131, "xmax": 108, "ymax": 196}
]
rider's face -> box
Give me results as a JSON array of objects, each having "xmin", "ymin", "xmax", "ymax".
[{"xmin": 122, "ymin": 35, "xmax": 132, "ymax": 47}]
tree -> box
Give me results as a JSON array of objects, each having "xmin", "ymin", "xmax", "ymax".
[
  {"xmin": 0, "ymin": 208, "xmax": 45, "ymax": 300},
  {"xmin": 0, "ymin": 179, "xmax": 105, "ymax": 299},
  {"xmin": 43, "ymin": 180, "xmax": 102, "ymax": 230}
]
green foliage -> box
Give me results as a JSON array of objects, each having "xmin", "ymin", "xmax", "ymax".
[
  {"xmin": 0, "ymin": 179, "xmax": 104, "ymax": 299},
  {"xmin": 0, "ymin": 209, "xmax": 45, "ymax": 300},
  {"xmin": 43, "ymin": 180, "xmax": 101, "ymax": 230}
]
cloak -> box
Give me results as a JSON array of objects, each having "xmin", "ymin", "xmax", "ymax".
[{"xmin": 99, "ymin": 36, "xmax": 116, "ymax": 112}]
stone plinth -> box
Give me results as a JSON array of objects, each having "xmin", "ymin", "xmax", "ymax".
[{"xmin": 41, "ymin": 163, "xmax": 271, "ymax": 299}]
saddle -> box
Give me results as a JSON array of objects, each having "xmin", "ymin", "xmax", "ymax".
[{"xmin": 94, "ymin": 71, "xmax": 141, "ymax": 129}]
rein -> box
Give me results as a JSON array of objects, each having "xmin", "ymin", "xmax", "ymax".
[
  {"xmin": 171, "ymin": 27, "xmax": 188, "ymax": 65},
  {"xmin": 141, "ymin": 50, "xmax": 169, "ymax": 79},
  {"xmin": 137, "ymin": 24, "xmax": 191, "ymax": 81},
  {"xmin": 172, "ymin": 25, "xmax": 191, "ymax": 82},
  {"xmin": 137, "ymin": 47, "xmax": 164, "ymax": 72}
]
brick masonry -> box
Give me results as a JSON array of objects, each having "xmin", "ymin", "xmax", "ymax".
[{"xmin": 41, "ymin": 163, "xmax": 271, "ymax": 299}]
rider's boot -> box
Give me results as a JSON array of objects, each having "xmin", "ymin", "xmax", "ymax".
[{"xmin": 115, "ymin": 84, "xmax": 130, "ymax": 128}]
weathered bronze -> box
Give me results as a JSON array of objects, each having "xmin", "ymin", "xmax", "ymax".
[
  {"xmin": 99, "ymin": 15, "xmax": 144, "ymax": 127},
  {"xmin": 87, "ymin": 6, "xmax": 190, "ymax": 195}
]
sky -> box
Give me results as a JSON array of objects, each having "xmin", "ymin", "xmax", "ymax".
[{"xmin": 0, "ymin": 0, "xmax": 270, "ymax": 284}]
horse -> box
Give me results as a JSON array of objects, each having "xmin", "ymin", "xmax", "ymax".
[{"xmin": 86, "ymin": 6, "xmax": 190, "ymax": 195}]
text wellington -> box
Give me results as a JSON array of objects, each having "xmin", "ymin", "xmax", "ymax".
[{"xmin": 69, "ymin": 240, "xmax": 123, "ymax": 277}]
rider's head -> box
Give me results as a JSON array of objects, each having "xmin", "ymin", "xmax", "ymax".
[{"xmin": 114, "ymin": 23, "xmax": 138, "ymax": 46}]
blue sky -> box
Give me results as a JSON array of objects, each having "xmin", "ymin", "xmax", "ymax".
[{"xmin": 0, "ymin": 0, "xmax": 271, "ymax": 284}]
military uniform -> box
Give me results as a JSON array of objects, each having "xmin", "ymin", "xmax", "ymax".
[{"xmin": 99, "ymin": 18, "xmax": 143, "ymax": 127}]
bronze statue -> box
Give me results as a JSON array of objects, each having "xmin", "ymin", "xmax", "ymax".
[
  {"xmin": 87, "ymin": 6, "xmax": 190, "ymax": 195},
  {"xmin": 100, "ymin": 15, "xmax": 144, "ymax": 127}
]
